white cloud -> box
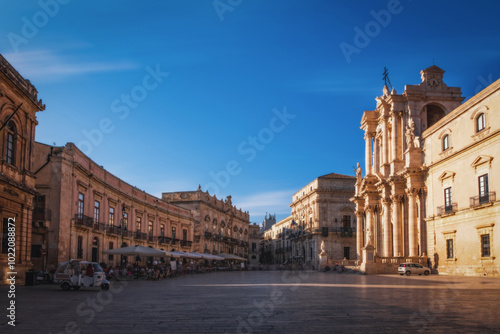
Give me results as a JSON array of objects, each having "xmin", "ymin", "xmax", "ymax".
[
  {"xmin": 3, "ymin": 50, "xmax": 138, "ymax": 81},
  {"xmin": 236, "ymin": 190, "xmax": 293, "ymax": 217}
]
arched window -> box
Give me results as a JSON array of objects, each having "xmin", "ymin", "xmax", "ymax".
[
  {"xmin": 442, "ymin": 134, "xmax": 449, "ymax": 151},
  {"xmin": 476, "ymin": 113, "xmax": 485, "ymax": 132},
  {"xmin": 5, "ymin": 121, "xmax": 16, "ymax": 165}
]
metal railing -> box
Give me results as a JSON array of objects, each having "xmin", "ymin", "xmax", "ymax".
[
  {"xmin": 437, "ymin": 203, "xmax": 457, "ymax": 216},
  {"xmin": 470, "ymin": 191, "xmax": 496, "ymax": 208}
]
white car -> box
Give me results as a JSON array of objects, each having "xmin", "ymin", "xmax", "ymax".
[{"xmin": 398, "ymin": 263, "xmax": 430, "ymax": 276}]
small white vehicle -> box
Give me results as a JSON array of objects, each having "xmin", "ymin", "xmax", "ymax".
[
  {"xmin": 54, "ymin": 259, "xmax": 110, "ymax": 291},
  {"xmin": 398, "ymin": 263, "xmax": 430, "ymax": 276}
]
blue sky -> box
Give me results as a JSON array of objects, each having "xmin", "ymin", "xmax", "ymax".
[{"xmin": 1, "ymin": 0, "xmax": 499, "ymax": 224}]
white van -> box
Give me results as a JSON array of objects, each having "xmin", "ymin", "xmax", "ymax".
[{"xmin": 54, "ymin": 259, "xmax": 110, "ymax": 291}]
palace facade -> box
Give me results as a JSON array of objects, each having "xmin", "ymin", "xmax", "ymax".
[
  {"xmin": 352, "ymin": 66, "xmax": 499, "ymax": 276},
  {"xmin": 0, "ymin": 55, "xmax": 45, "ymax": 283},
  {"xmin": 32, "ymin": 142, "xmax": 194, "ymax": 271},
  {"xmin": 162, "ymin": 189, "xmax": 251, "ymax": 259},
  {"xmin": 262, "ymin": 173, "xmax": 356, "ymax": 269}
]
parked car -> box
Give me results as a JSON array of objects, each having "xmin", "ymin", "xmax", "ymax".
[{"xmin": 398, "ymin": 263, "xmax": 430, "ymax": 276}]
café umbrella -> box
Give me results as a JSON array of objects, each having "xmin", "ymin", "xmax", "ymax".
[{"xmin": 103, "ymin": 245, "xmax": 172, "ymax": 257}]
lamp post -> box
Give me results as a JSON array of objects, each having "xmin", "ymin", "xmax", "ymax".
[{"xmin": 120, "ymin": 203, "xmax": 127, "ymax": 268}]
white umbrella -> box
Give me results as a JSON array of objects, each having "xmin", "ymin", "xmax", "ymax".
[
  {"xmin": 103, "ymin": 245, "xmax": 170, "ymax": 257},
  {"xmin": 199, "ymin": 253, "xmax": 224, "ymax": 261},
  {"xmin": 218, "ymin": 253, "xmax": 247, "ymax": 261},
  {"xmin": 168, "ymin": 251, "xmax": 202, "ymax": 259}
]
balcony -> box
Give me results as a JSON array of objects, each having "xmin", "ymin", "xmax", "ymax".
[
  {"xmin": 470, "ymin": 191, "xmax": 496, "ymax": 208},
  {"xmin": 180, "ymin": 240, "xmax": 192, "ymax": 247},
  {"xmin": 158, "ymin": 236, "xmax": 171, "ymax": 245},
  {"xmin": 74, "ymin": 214, "xmax": 93, "ymax": 228},
  {"xmin": 437, "ymin": 203, "xmax": 457, "ymax": 216},
  {"xmin": 134, "ymin": 231, "xmax": 148, "ymax": 240},
  {"xmin": 93, "ymin": 222, "xmax": 105, "ymax": 232}
]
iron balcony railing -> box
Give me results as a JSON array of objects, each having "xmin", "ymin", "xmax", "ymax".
[
  {"xmin": 74, "ymin": 214, "xmax": 93, "ymax": 228},
  {"xmin": 437, "ymin": 203, "xmax": 457, "ymax": 216},
  {"xmin": 470, "ymin": 191, "xmax": 496, "ymax": 208}
]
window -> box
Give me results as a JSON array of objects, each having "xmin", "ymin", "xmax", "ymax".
[
  {"xmin": 108, "ymin": 242, "xmax": 114, "ymax": 261},
  {"xmin": 479, "ymin": 174, "xmax": 489, "ymax": 204},
  {"xmin": 2, "ymin": 218, "xmax": 11, "ymax": 254},
  {"xmin": 481, "ymin": 234, "xmax": 490, "ymax": 257},
  {"xmin": 33, "ymin": 195, "xmax": 46, "ymax": 220},
  {"xmin": 123, "ymin": 212, "xmax": 128, "ymax": 229},
  {"xmin": 77, "ymin": 193, "xmax": 84, "ymax": 218},
  {"xmin": 109, "ymin": 207, "xmax": 115, "ymax": 226},
  {"xmin": 446, "ymin": 239, "xmax": 454, "ymax": 259},
  {"xmin": 182, "ymin": 229, "xmax": 187, "ymax": 241},
  {"xmin": 5, "ymin": 121, "xmax": 16, "ymax": 165},
  {"xmin": 160, "ymin": 224, "xmax": 165, "ymax": 237},
  {"xmin": 94, "ymin": 200, "xmax": 100, "ymax": 222},
  {"xmin": 148, "ymin": 221, "xmax": 153, "ymax": 236},
  {"xmin": 342, "ymin": 215, "xmax": 351, "ymax": 228},
  {"xmin": 444, "ymin": 187, "xmax": 452, "ymax": 213},
  {"xmin": 136, "ymin": 217, "xmax": 141, "ymax": 232},
  {"xmin": 442, "ymin": 134, "xmax": 449, "ymax": 151},
  {"xmin": 476, "ymin": 113, "xmax": 485, "ymax": 132},
  {"xmin": 172, "ymin": 227, "xmax": 176, "ymax": 240},
  {"xmin": 77, "ymin": 236, "xmax": 83, "ymax": 258},
  {"xmin": 252, "ymin": 242, "xmax": 256, "ymax": 251}
]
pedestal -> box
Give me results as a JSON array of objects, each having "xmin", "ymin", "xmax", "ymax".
[
  {"xmin": 318, "ymin": 252, "xmax": 328, "ymax": 271},
  {"xmin": 361, "ymin": 245, "xmax": 376, "ymax": 274}
]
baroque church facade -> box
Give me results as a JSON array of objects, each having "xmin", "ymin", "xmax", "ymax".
[{"xmin": 352, "ymin": 66, "xmax": 499, "ymax": 276}]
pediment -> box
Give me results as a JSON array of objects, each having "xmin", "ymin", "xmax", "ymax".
[
  {"xmin": 438, "ymin": 171, "xmax": 456, "ymax": 183},
  {"xmin": 471, "ymin": 155, "xmax": 493, "ymax": 169}
]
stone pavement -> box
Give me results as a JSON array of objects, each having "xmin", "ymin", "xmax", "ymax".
[{"xmin": 1, "ymin": 271, "xmax": 500, "ymax": 333}]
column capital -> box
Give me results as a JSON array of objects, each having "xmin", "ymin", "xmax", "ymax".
[
  {"xmin": 390, "ymin": 194, "xmax": 403, "ymax": 202},
  {"xmin": 355, "ymin": 210, "xmax": 364, "ymax": 216},
  {"xmin": 405, "ymin": 188, "xmax": 421, "ymax": 197},
  {"xmin": 364, "ymin": 131, "xmax": 375, "ymax": 140},
  {"xmin": 381, "ymin": 197, "xmax": 392, "ymax": 205}
]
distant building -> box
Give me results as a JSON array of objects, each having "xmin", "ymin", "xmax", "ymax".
[
  {"xmin": 261, "ymin": 173, "xmax": 356, "ymax": 269},
  {"xmin": 162, "ymin": 189, "xmax": 250, "ymax": 259},
  {"xmin": 248, "ymin": 223, "xmax": 260, "ymax": 269},
  {"xmin": 0, "ymin": 54, "xmax": 45, "ymax": 283},
  {"xmin": 261, "ymin": 213, "xmax": 276, "ymax": 232}
]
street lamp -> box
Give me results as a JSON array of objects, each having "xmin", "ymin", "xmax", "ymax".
[{"xmin": 119, "ymin": 203, "xmax": 127, "ymax": 268}]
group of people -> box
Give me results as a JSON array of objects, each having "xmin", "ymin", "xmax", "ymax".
[{"xmin": 103, "ymin": 259, "xmax": 243, "ymax": 281}]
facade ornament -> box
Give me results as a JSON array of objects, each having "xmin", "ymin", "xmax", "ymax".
[{"xmin": 405, "ymin": 118, "xmax": 416, "ymax": 148}]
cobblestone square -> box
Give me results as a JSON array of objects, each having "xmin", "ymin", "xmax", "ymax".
[{"xmin": 1, "ymin": 271, "xmax": 500, "ymax": 333}]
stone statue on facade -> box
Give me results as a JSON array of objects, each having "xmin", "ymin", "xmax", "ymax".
[
  {"xmin": 405, "ymin": 118, "xmax": 416, "ymax": 149},
  {"xmin": 355, "ymin": 163, "xmax": 362, "ymax": 195}
]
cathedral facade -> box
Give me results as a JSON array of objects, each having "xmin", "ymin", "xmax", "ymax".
[{"xmin": 352, "ymin": 66, "xmax": 499, "ymax": 276}]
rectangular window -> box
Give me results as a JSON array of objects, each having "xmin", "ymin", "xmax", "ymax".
[
  {"xmin": 252, "ymin": 242, "xmax": 256, "ymax": 251},
  {"xmin": 183, "ymin": 229, "xmax": 187, "ymax": 241},
  {"xmin": 446, "ymin": 239, "xmax": 454, "ymax": 259},
  {"xmin": 78, "ymin": 193, "xmax": 84, "ymax": 218},
  {"xmin": 108, "ymin": 242, "xmax": 114, "ymax": 261},
  {"xmin": 479, "ymin": 174, "xmax": 489, "ymax": 204},
  {"xmin": 160, "ymin": 224, "xmax": 165, "ymax": 237},
  {"xmin": 481, "ymin": 234, "xmax": 490, "ymax": 257},
  {"xmin": 5, "ymin": 132, "xmax": 14, "ymax": 165},
  {"xmin": 77, "ymin": 236, "xmax": 83, "ymax": 259},
  {"xmin": 109, "ymin": 207, "xmax": 115, "ymax": 226},
  {"xmin": 123, "ymin": 212, "xmax": 128, "ymax": 229},
  {"xmin": 444, "ymin": 187, "xmax": 452, "ymax": 212},
  {"xmin": 136, "ymin": 217, "xmax": 142, "ymax": 233},
  {"xmin": 33, "ymin": 195, "xmax": 46, "ymax": 221},
  {"xmin": 94, "ymin": 200, "xmax": 100, "ymax": 222},
  {"xmin": 342, "ymin": 215, "xmax": 351, "ymax": 228},
  {"xmin": 148, "ymin": 221, "xmax": 153, "ymax": 236},
  {"xmin": 172, "ymin": 227, "xmax": 176, "ymax": 240},
  {"xmin": 2, "ymin": 218, "xmax": 10, "ymax": 254}
]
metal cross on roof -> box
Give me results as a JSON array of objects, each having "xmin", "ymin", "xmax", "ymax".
[{"xmin": 383, "ymin": 67, "xmax": 392, "ymax": 90}]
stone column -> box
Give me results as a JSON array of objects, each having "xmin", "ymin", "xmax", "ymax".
[
  {"xmin": 390, "ymin": 111, "xmax": 399, "ymax": 176},
  {"xmin": 382, "ymin": 116, "xmax": 389, "ymax": 165},
  {"xmin": 364, "ymin": 132, "xmax": 372, "ymax": 176},
  {"xmin": 407, "ymin": 189, "xmax": 418, "ymax": 257},
  {"xmin": 391, "ymin": 195, "xmax": 402, "ymax": 257},
  {"xmin": 365, "ymin": 207, "xmax": 374, "ymax": 246},
  {"xmin": 374, "ymin": 138, "xmax": 380, "ymax": 174},
  {"xmin": 356, "ymin": 210, "xmax": 364, "ymax": 261},
  {"xmin": 382, "ymin": 198, "xmax": 392, "ymax": 257}
]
